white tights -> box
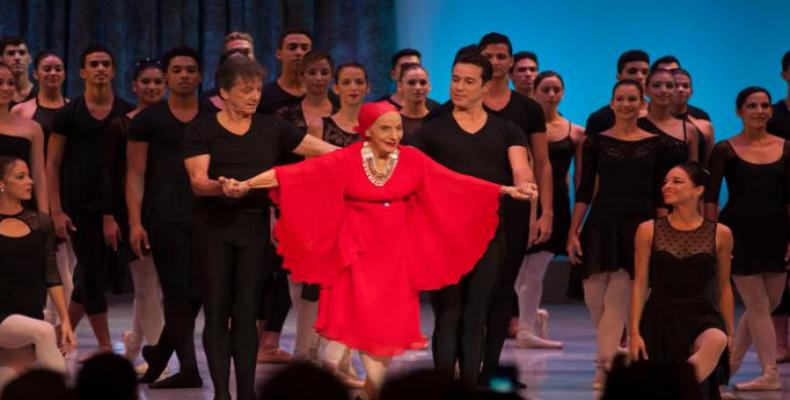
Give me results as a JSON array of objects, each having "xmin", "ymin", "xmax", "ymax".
[
  {"xmin": 688, "ymin": 328, "xmax": 728, "ymax": 382},
  {"xmin": 0, "ymin": 315, "xmax": 66, "ymax": 389},
  {"xmin": 128, "ymin": 257, "xmax": 164, "ymax": 345},
  {"xmin": 44, "ymin": 241, "xmax": 77, "ymax": 324},
  {"xmin": 583, "ymin": 269, "xmax": 632, "ymax": 368},
  {"xmin": 731, "ymin": 273, "xmax": 786, "ymax": 369},
  {"xmin": 515, "ymin": 251, "xmax": 554, "ymax": 333}
]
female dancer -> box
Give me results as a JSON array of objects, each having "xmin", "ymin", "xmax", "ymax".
[
  {"xmin": 103, "ymin": 59, "xmax": 165, "ymax": 372},
  {"xmin": 515, "ymin": 71, "xmax": 583, "ymax": 349},
  {"xmin": 308, "ymin": 62, "xmax": 369, "ymax": 146},
  {"xmin": 671, "ymin": 69, "xmax": 715, "ymax": 165},
  {"xmin": 306, "ymin": 61, "xmax": 370, "ymax": 387},
  {"xmin": 183, "ymin": 56, "xmax": 336, "ymax": 400},
  {"xmin": 0, "ymin": 63, "xmax": 47, "ymax": 212},
  {"xmin": 11, "ymin": 52, "xmax": 67, "ymax": 144},
  {"xmin": 398, "ymin": 63, "xmax": 432, "ymax": 137},
  {"xmin": 11, "ymin": 52, "xmax": 74, "ymax": 326},
  {"xmin": 630, "ymin": 161, "xmax": 733, "ymax": 399},
  {"xmin": 231, "ymin": 101, "xmax": 536, "ymax": 398},
  {"xmin": 705, "ymin": 87, "xmax": 790, "ymax": 391},
  {"xmin": 638, "ymin": 68, "xmax": 698, "ymax": 167},
  {"xmin": 263, "ymin": 50, "xmax": 337, "ymax": 364},
  {"xmin": 0, "ymin": 157, "xmax": 75, "ymax": 389},
  {"xmin": 567, "ymin": 79, "xmax": 668, "ymax": 389}
]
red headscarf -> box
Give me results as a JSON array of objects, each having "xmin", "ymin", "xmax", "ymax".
[{"xmin": 354, "ymin": 101, "xmax": 399, "ymax": 136}]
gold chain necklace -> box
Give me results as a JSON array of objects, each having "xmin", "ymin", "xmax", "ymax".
[{"xmin": 361, "ymin": 142, "xmax": 399, "ymax": 187}]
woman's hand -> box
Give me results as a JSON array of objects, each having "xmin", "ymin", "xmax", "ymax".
[
  {"xmin": 567, "ymin": 235, "xmax": 583, "ymax": 264},
  {"xmin": 59, "ymin": 321, "xmax": 77, "ymax": 355},
  {"xmin": 103, "ymin": 215, "xmax": 121, "ymax": 252},
  {"xmin": 52, "ymin": 210, "xmax": 76, "ymax": 239},
  {"xmin": 501, "ymin": 183, "xmax": 538, "ymax": 201},
  {"xmin": 629, "ymin": 334, "xmax": 648, "ymax": 362},
  {"xmin": 219, "ymin": 177, "xmax": 251, "ymax": 198}
]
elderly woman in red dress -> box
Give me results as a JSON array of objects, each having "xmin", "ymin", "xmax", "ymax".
[{"xmin": 222, "ymin": 102, "xmax": 536, "ymax": 398}]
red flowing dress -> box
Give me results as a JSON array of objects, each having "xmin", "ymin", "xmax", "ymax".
[{"xmin": 270, "ymin": 141, "xmax": 502, "ymax": 356}]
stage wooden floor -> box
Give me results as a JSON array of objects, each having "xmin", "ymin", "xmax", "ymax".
[{"xmin": 65, "ymin": 298, "xmax": 790, "ymax": 399}]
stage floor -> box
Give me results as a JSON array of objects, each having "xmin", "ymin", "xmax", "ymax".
[{"xmin": 66, "ymin": 298, "xmax": 790, "ymax": 400}]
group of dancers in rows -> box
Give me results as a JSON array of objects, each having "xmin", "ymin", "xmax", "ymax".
[{"xmin": 0, "ymin": 28, "xmax": 789, "ymax": 400}]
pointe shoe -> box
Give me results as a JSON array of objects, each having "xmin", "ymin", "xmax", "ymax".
[
  {"xmin": 535, "ymin": 309, "xmax": 550, "ymax": 339},
  {"xmin": 123, "ymin": 331, "xmax": 143, "ymax": 361},
  {"xmin": 256, "ymin": 347, "xmax": 294, "ymax": 364},
  {"xmin": 515, "ymin": 331, "xmax": 563, "ymax": 349},
  {"xmin": 734, "ymin": 365, "xmax": 782, "ymax": 391}
]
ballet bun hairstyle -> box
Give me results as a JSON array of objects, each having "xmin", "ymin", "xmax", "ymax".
[
  {"xmin": 735, "ymin": 86, "xmax": 771, "ymax": 110},
  {"xmin": 673, "ymin": 161, "xmax": 710, "ymax": 192},
  {"xmin": 534, "ymin": 70, "xmax": 564, "ymax": 90},
  {"xmin": 0, "ymin": 156, "xmax": 22, "ymax": 178},
  {"xmin": 398, "ymin": 62, "xmax": 427, "ymax": 81},
  {"xmin": 133, "ymin": 57, "xmax": 163, "ymax": 80},
  {"xmin": 299, "ymin": 50, "xmax": 334, "ymax": 76},
  {"xmin": 611, "ymin": 79, "xmax": 644, "ymax": 99},
  {"xmin": 33, "ymin": 51, "xmax": 64, "ymax": 70}
]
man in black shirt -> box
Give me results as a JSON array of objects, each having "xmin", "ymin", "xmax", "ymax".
[
  {"xmin": 47, "ymin": 44, "xmax": 133, "ymax": 361},
  {"xmin": 0, "ymin": 36, "xmax": 36, "ymax": 106},
  {"xmin": 411, "ymin": 52, "xmax": 534, "ymax": 387},
  {"xmin": 768, "ymin": 50, "xmax": 790, "ymax": 140},
  {"xmin": 585, "ymin": 49, "xmax": 650, "ymax": 136},
  {"xmin": 478, "ymin": 32, "xmax": 549, "ymax": 385},
  {"xmin": 511, "ymin": 51, "xmax": 539, "ymax": 99},
  {"xmin": 127, "ymin": 46, "xmax": 205, "ymax": 388},
  {"xmin": 257, "ymin": 28, "xmax": 312, "ymax": 115}
]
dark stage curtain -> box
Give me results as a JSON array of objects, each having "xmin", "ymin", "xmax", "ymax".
[{"xmin": 0, "ymin": 0, "xmax": 396, "ymax": 101}]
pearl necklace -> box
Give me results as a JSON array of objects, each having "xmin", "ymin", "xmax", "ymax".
[{"xmin": 361, "ymin": 142, "xmax": 399, "ymax": 187}]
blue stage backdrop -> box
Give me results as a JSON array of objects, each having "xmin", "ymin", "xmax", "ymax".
[
  {"xmin": 0, "ymin": 0, "xmax": 395, "ymax": 101},
  {"xmin": 396, "ymin": 0, "xmax": 790, "ymax": 143}
]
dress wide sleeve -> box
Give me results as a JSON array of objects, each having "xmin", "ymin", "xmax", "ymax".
[
  {"xmin": 405, "ymin": 149, "xmax": 503, "ymax": 291},
  {"xmin": 269, "ymin": 148, "xmax": 350, "ymax": 285}
]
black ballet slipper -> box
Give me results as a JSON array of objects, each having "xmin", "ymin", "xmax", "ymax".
[
  {"xmin": 148, "ymin": 371, "xmax": 203, "ymax": 389},
  {"xmin": 138, "ymin": 345, "xmax": 168, "ymax": 383}
]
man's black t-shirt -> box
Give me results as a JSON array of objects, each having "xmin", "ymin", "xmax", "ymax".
[
  {"xmin": 768, "ymin": 100, "xmax": 790, "ymax": 140},
  {"xmin": 128, "ymin": 100, "xmax": 214, "ymax": 224},
  {"xmin": 584, "ymin": 104, "xmax": 615, "ymax": 136},
  {"xmin": 484, "ymin": 90, "xmax": 547, "ymax": 139},
  {"xmin": 183, "ymin": 113, "xmax": 306, "ymax": 212},
  {"xmin": 51, "ymin": 95, "xmax": 132, "ymax": 210},
  {"xmin": 409, "ymin": 111, "xmax": 528, "ymax": 186},
  {"xmin": 257, "ymin": 81, "xmax": 303, "ymax": 115}
]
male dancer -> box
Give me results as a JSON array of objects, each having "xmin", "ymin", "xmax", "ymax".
[
  {"xmin": 478, "ymin": 32, "xmax": 549, "ymax": 385},
  {"xmin": 511, "ymin": 51, "xmax": 539, "ymax": 98},
  {"xmin": 47, "ymin": 44, "xmax": 133, "ymax": 361},
  {"xmin": 127, "ymin": 46, "xmax": 206, "ymax": 388},
  {"xmin": 202, "ymin": 32, "xmax": 256, "ymax": 111},
  {"xmin": 412, "ymin": 51, "xmax": 534, "ymax": 386},
  {"xmin": 0, "ymin": 36, "xmax": 36, "ymax": 106},
  {"xmin": 257, "ymin": 28, "xmax": 312, "ymax": 115}
]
